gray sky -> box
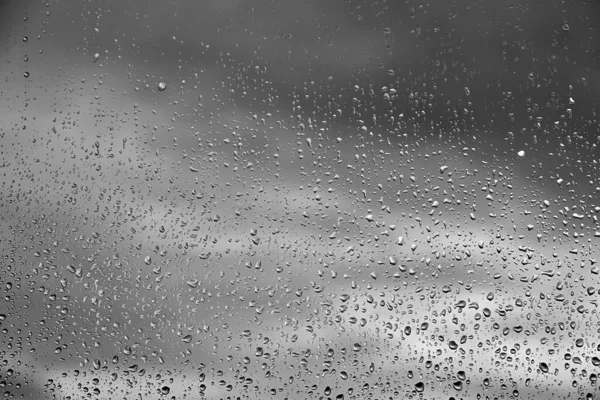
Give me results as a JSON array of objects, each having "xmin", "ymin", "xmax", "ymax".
[{"xmin": 1, "ymin": 0, "xmax": 600, "ymax": 399}]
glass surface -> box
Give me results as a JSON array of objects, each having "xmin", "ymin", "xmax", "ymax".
[{"xmin": 1, "ymin": 0, "xmax": 599, "ymax": 399}]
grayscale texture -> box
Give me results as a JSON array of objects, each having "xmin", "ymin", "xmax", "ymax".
[{"xmin": 1, "ymin": 0, "xmax": 600, "ymax": 399}]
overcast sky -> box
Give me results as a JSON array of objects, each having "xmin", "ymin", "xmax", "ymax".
[{"xmin": 1, "ymin": 0, "xmax": 600, "ymax": 399}]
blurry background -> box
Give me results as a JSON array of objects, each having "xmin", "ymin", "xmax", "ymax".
[{"xmin": 1, "ymin": 0, "xmax": 600, "ymax": 399}]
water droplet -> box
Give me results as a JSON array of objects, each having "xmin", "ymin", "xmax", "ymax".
[
  {"xmin": 415, "ymin": 382, "xmax": 424, "ymax": 392},
  {"xmin": 93, "ymin": 53, "xmax": 100, "ymax": 62},
  {"xmin": 186, "ymin": 279, "xmax": 199, "ymax": 288},
  {"xmin": 517, "ymin": 150, "xmax": 525, "ymax": 158},
  {"xmin": 352, "ymin": 343, "xmax": 362, "ymax": 352},
  {"xmin": 539, "ymin": 362, "xmax": 549, "ymax": 373},
  {"xmin": 160, "ymin": 386, "xmax": 170, "ymax": 395},
  {"xmin": 587, "ymin": 287, "xmax": 596, "ymax": 295},
  {"xmin": 144, "ymin": 256, "xmax": 152, "ymax": 265},
  {"xmin": 563, "ymin": 23, "xmax": 570, "ymax": 31},
  {"xmin": 158, "ymin": 82, "xmax": 167, "ymax": 91}
]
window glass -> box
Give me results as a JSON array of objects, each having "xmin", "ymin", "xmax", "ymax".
[{"xmin": 1, "ymin": 0, "xmax": 599, "ymax": 399}]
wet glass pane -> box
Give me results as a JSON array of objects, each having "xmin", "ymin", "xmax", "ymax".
[{"xmin": 1, "ymin": 0, "xmax": 599, "ymax": 399}]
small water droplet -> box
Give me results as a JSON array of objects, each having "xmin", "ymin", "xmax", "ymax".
[
  {"xmin": 158, "ymin": 82, "xmax": 167, "ymax": 91},
  {"xmin": 517, "ymin": 150, "xmax": 525, "ymax": 158},
  {"xmin": 185, "ymin": 278, "xmax": 198, "ymax": 288},
  {"xmin": 587, "ymin": 287, "xmax": 596, "ymax": 296}
]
